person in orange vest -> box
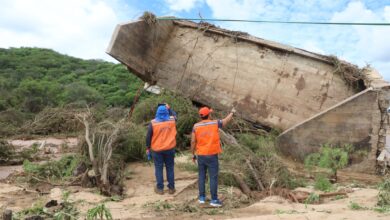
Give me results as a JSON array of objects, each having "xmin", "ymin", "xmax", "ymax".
[
  {"xmin": 146, "ymin": 104, "xmax": 177, "ymax": 195},
  {"xmin": 191, "ymin": 106, "xmax": 236, "ymax": 207}
]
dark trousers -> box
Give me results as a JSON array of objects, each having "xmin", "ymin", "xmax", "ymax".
[
  {"xmin": 152, "ymin": 148, "xmax": 175, "ymax": 190},
  {"xmin": 197, "ymin": 154, "xmax": 219, "ymax": 200}
]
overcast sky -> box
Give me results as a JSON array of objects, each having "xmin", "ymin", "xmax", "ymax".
[{"xmin": 1, "ymin": 0, "xmax": 390, "ymax": 80}]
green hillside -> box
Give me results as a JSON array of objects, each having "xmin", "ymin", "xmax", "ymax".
[{"xmin": 0, "ymin": 47, "xmax": 144, "ymax": 113}]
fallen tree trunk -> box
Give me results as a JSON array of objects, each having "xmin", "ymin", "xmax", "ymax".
[
  {"xmin": 291, "ymin": 190, "xmax": 348, "ymax": 203},
  {"xmin": 232, "ymin": 173, "xmax": 252, "ymax": 198}
]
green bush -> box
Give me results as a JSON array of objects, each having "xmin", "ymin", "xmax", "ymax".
[
  {"xmin": 86, "ymin": 203, "xmax": 113, "ymax": 220},
  {"xmin": 0, "ymin": 109, "xmax": 31, "ymax": 137},
  {"xmin": 0, "ymin": 140, "xmax": 16, "ymax": 163},
  {"xmin": 237, "ymin": 133, "xmax": 276, "ymax": 157},
  {"xmin": 377, "ymin": 178, "xmax": 390, "ymax": 207},
  {"xmin": 276, "ymin": 166, "xmax": 307, "ymax": 189},
  {"xmin": 23, "ymin": 155, "xmax": 82, "ymax": 182},
  {"xmin": 113, "ymin": 122, "xmax": 147, "ymax": 162},
  {"xmin": 304, "ymin": 145, "xmax": 349, "ymax": 181},
  {"xmin": 132, "ymin": 92, "xmax": 198, "ymax": 149},
  {"xmin": 349, "ymin": 201, "xmax": 367, "ymax": 210},
  {"xmin": 314, "ymin": 175, "xmax": 333, "ymax": 192},
  {"xmin": 304, "ymin": 193, "xmax": 320, "ymax": 207},
  {"xmin": 62, "ymin": 82, "xmax": 103, "ymax": 105},
  {"xmin": 0, "ymin": 47, "xmax": 145, "ymax": 114},
  {"xmin": 220, "ymin": 131, "xmax": 301, "ymax": 190},
  {"xmin": 13, "ymin": 201, "xmax": 46, "ymax": 219}
]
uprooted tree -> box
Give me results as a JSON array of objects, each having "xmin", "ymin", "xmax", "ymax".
[
  {"xmin": 304, "ymin": 145, "xmax": 349, "ymax": 182},
  {"xmin": 76, "ymin": 107, "xmax": 122, "ymax": 195}
]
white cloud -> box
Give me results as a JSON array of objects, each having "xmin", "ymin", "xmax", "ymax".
[
  {"xmin": 301, "ymin": 41, "xmax": 325, "ymax": 54},
  {"xmin": 164, "ymin": 0, "xmax": 203, "ymax": 12},
  {"xmin": 330, "ymin": 1, "xmax": 390, "ymax": 79},
  {"xmin": 385, "ymin": 6, "xmax": 390, "ymax": 21},
  {"xmin": 205, "ymin": 0, "xmax": 266, "ymax": 19},
  {"xmin": 331, "ymin": 1, "xmax": 378, "ymax": 22},
  {"xmin": 0, "ymin": 0, "xmax": 135, "ymax": 61}
]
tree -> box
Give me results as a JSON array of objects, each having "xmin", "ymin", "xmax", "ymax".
[{"xmin": 304, "ymin": 144, "xmax": 349, "ymax": 182}]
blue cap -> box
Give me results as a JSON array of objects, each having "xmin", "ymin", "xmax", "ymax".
[{"xmin": 155, "ymin": 105, "xmax": 170, "ymax": 121}]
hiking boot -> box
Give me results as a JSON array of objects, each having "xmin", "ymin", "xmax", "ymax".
[
  {"xmin": 154, "ymin": 187, "xmax": 164, "ymax": 195},
  {"xmin": 210, "ymin": 199, "xmax": 222, "ymax": 207},
  {"xmin": 198, "ymin": 196, "xmax": 206, "ymax": 204},
  {"xmin": 168, "ymin": 188, "xmax": 176, "ymax": 194}
]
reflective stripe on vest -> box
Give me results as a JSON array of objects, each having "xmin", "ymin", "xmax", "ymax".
[
  {"xmin": 193, "ymin": 120, "xmax": 221, "ymax": 155},
  {"xmin": 151, "ymin": 116, "xmax": 177, "ymax": 151}
]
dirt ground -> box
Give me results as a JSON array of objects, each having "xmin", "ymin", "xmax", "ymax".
[{"xmin": 0, "ymin": 137, "xmax": 389, "ymax": 219}]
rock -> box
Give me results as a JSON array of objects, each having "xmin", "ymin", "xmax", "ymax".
[
  {"xmin": 110, "ymin": 184, "xmax": 124, "ymax": 196},
  {"xmin": 45, "ymin": 199, "xmax": 58, "ymax": 208},
  {"xmin": 81, "ymin": 171, "xmax": 91, "ymax": 187},
  {"xmin": 25, "ymin": 216, "xmax": 44, "ymax": 220},
  {"xmin": 2, "ymin": 209, "xmax": 12, "ymax": 220},
  {"xmin": 88, "ymin": 169, "xmax": 96, "ymax": 177},
  {"xmin": 261, "ymin": 196, "xmax": 289, "ymax": 204},
  {"xmin": 50, "ymin": 188, "xmax": 63, "ymax": 202},
  {"xmin": 43, "ymin": 147, "xmax": 51, "ymax": 154},
  {"xmin": 73, "ymin": 162, "xmax": 87, "ymax": 176}
]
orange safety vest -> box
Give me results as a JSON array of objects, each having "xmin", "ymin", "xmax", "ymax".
[
  {"xmin": 193, "ymin": 120, "xmax": 222, "ymax": 155},
  {"xmin": 151, "ymin": 116, "xmax": 177, "ymax": 152}
]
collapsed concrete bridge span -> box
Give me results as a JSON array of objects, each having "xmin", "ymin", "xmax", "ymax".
[{"xmin": 106, "ymin": 14, "xmax": 390, "ymax": 174}]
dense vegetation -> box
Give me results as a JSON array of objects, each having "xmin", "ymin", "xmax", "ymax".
[
  {"xmin": 0, "ymin": 47, "xmax": 145, "ymax": 113},
  {"xmin": 0, "ymin": 47, "xmax": 148, "ymax": 136}
]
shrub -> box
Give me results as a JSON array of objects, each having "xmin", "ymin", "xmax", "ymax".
[
  {"xmin": 20, "ymin": 106, "xmax": 84, "ymax": 135},
  {"xmin": 86, "ymin": 203, "xmax": 113, "ymax": 220},
  {"xmin": 237, "ymin": 133, "xmax": 275, "ymax": 156},
  {"xmin": 53, "ymin": 191, "xmax": 79, "ymax": 219},
  {"xmin": 304, "ymin": 193, "xmax": 320, "ymax": 207},
  {"xmin": 349, "ymin": 201, "xmax": 367, "ymax": 210},
  {"xmin": 0, "ymin": 109, "xmax": 30, "ymax": 137},
  {"xmin": 0, "ymin": 140, "xmax": 15, "ymax": 163},
  {"xmin": 220, "ymin": 131, "xmax": 302, "ymax": 190},
  {"xmin": 377, "ymin": 178, "xmax": 390, "ymax": 207},
  {"xmin": 132, "ymin": 92, "xmax": 198, "ymax": 149},
  {"xmin": 112, "ymin": 122, "xmax": 147, "ymax": 162},
  {"xmin": 304, "ymin": 145, "xmax": 348, "ymax": 182},
  {"xmin": 314, "ymin": 175, "xmax": 333, "ymax": 192},
  {"xmin": 13, "ymin": 201, "xmax": 46, "ymax": 219},
  {"xmin": 23, "ymin": 155, "xmax": 82, "ymax": 183}
]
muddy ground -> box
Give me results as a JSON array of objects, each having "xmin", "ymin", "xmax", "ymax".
[{"xmin": 0, "ymin": 137, "xmax": 389, "ymax": 219}]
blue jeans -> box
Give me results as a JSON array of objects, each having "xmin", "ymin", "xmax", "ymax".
[
  {"xmin": 152, "ymin": 148, "xmax": 175, "ymax": 190},
  {"xmin": 197, "ymin": 154, "xmax": 219, "ymax": 200}
]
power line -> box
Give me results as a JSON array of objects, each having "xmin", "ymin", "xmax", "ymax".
[{"xmin": 157, "ymin": 17, "xmax": 390, "ymax": 26}]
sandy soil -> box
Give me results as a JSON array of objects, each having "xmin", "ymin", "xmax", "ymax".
[
  {"xmin": 0, "ymin": 143, "xmax": 389, "ymax": 219},
  {"xmin": 228, "ymin": 188, "xmax": 389, "ymax": 220},
  {"xmin": 68, "ymin": 161, "xmax": 199, "ymax": 219}
]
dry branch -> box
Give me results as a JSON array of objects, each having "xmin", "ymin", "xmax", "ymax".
[
  {"xmin": 220, "ymin": 129, "xmax": 269, "ymax": 192},
  {"xmin": 246, "ymin": 159, "xmax": 265, "ymax": 191},
  {"xmin": 75, "ymin": 107, "xmax": 99, "ymax": 176}
]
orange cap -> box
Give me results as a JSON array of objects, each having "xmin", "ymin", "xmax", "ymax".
[{"xmin": 199, "ymin": 107, "xmax": 213, "ymax": 117}]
